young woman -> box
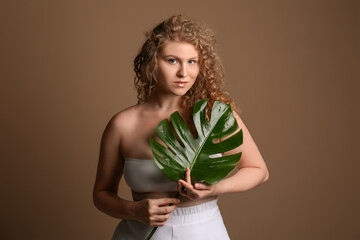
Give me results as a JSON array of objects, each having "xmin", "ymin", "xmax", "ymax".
[{"xmin": 93, "ymin": 14, "xmax": 269, "ymax": 239}]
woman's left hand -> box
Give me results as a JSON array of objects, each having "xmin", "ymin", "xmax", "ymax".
[{"xmin": 178, "ymin": 167, "xmax": 218, "ymax": 200}]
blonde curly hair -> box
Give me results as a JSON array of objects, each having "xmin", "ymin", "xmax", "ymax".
[{"xmin": 134, "ymin": 14, "xmax": 239, "ymax": 119}]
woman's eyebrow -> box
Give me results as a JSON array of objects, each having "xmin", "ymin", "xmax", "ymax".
[{"xmin": 163, "ymin": 55, "xmax": 199, "ymax": 60}]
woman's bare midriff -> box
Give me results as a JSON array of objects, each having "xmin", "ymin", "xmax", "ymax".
[{"xmin": 131, "ymin": 190, "xmax": 217, "ymax": 207}]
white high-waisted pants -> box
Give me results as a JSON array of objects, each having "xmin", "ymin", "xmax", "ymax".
[{"xmin": 112, "ymin": 198, "xmax": 230, "ymax": 240}]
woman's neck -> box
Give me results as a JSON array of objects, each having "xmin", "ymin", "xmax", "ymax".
[
  {"xmin": 144, "ymin": 91, "xmax": 196, "ymax": 137},
  {"xmin": 146, "ymin": 91, "xmax": 183, "ymax": 115}
]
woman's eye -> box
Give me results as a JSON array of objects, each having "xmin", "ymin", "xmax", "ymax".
[
  {"xmin": 188, "ymin": 60, "xmax": 197, "ymax": 64},
  {"xmin": 168, "ymin": 59, "xmax": 177, "ymax": 64}
]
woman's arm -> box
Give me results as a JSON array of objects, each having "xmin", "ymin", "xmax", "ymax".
[
  {"xmin": 93, "ymin": 116, "xmax": 137, "ymax": 219},
  {"xmin": 178, "ymin": 111, "xmax": 269, "ymax": 199},
  {"xmin": 93, "ymin": 114, "xmax": 180, "ymax": 226},
  {"xmin": 214, "ymin": 111, "xmax": 269, "ymax": 193}
]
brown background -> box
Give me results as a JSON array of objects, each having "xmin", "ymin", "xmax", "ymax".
[{"xmin": 1, "ymin": 0, "xmax": 359, "ymax": 239}]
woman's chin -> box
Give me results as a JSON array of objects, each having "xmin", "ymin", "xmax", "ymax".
[
  {"xmin": 155, "ymin": 86, "xmax": 192, "ymax": 97},
  {"xmin": 174, "ymin": 90, "xmax": 190, "ymax": 96},
  {"xmin": 167, "ymin": 89, "xmax": 190, "ymax": 96}
]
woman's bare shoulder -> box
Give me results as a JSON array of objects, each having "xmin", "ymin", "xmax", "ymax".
[{"xmin": 107, "ymin": 104, "xmax": 143, "ymax": 130}]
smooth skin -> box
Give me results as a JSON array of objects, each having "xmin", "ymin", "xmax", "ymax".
[{"xmin": 93, "ymin": 41, "xmax": 269, "ymax": 227}]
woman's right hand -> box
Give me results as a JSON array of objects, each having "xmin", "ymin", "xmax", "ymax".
[{"xmin": 133, "ymin": 198, "xmax": 180, "ymax": 226}]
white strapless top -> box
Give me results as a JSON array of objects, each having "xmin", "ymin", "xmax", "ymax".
[
  {"xmin": 123, "ymin": 158, "xmax": 178, "ymax": 193},
  {"xmin": 123, "ymin": 154, "xmax": 222, "ymax": 193}
]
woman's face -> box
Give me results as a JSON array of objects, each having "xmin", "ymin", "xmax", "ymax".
[{"xmin": 155, "ymin": 41, "xmax": 200, "ymax": 96}]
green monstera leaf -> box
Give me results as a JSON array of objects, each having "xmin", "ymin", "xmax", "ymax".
[{"xmin": 149, "ymin": 99, "xmax": 243, "ymax": 184}]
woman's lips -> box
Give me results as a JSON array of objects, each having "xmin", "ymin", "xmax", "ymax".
[{"xmin": 174, "ymin": 81, "xmax": 188, "ymax": 87}]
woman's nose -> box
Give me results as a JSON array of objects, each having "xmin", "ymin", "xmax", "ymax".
[{"xmin": 177, "ymin": 63, "xmax": 188, "ymax": 78}]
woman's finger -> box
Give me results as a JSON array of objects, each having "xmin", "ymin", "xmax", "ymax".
[
  {"xmin": 157, "ymin": 205, "xmax": 176, "ymax": 214},
  {"xmin": 178, "ymin": 180, "xmax": 200, "ymax": 199},
  {"xmin": 154, "ymin": 198, "xmax": 180, "ymax": 206},
  {"xmin": 178, "ymin": 180, "xmax": 194, "ymax": 198},
  {"xmin": 179, "ymin": 179, "xmax": 193, "ymax": 190},
  {"xmin": 185, "ymin": 167, "xmax": 192, "ymax": 183},
  {"xmin": 151, "ymin": 213, "xmax": 171, "ymax": 226},
  {"xmin": 194, "ymin": 182, "xmax": 210, "ymax": 190},
  {"xmin": 178, "ymin": 181, "xmax": 188, "ymax": 196}
]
